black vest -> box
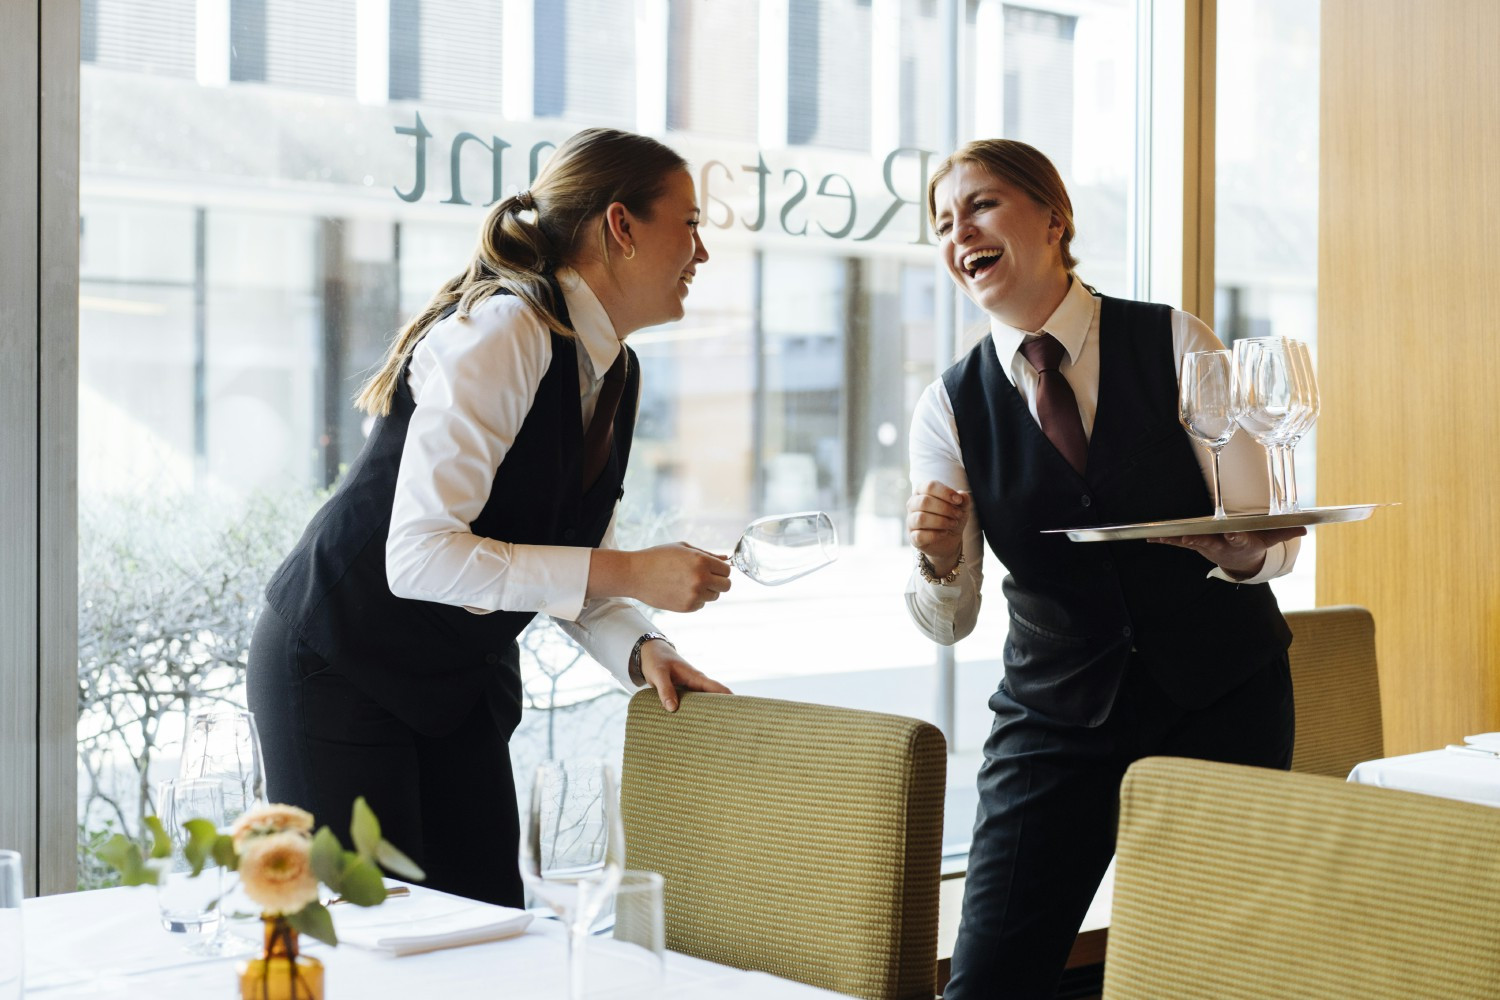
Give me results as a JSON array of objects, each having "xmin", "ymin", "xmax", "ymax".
[
  {"xmin": 265, "ymin": 289, "xmax": 639, "ymax": 737},
  {"xmin": 943, "ymin": 294, "xmax": 1289, "ymax": 726}
]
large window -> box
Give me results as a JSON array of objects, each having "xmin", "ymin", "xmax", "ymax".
[{"xmin": 73, "ymin": 0, "xmax": 1143, "ymax": 876}]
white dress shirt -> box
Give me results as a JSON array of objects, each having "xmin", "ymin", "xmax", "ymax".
[
  {"xmin": 905, "ymin": 278, "xmax": 1299, "ymax": 645},
  {"xmin": 386, "ymin": 267, "xmax": 651, "ymax": 689}
]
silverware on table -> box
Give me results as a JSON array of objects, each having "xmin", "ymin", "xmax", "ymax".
[{"xmin": 1444, "ymin": 743, "xmax": 1500, "ymax": 759}]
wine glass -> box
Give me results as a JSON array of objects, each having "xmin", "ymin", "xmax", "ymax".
[
  {"xmin": 729, "ymin": 511, "xmax": 838, "ymax": 585},
  {"xmin": 153, "ymin": 777, "xmax": 226, "ymax": 951},
  {"xmin": 520, "ymin": 760, "xmax": 626, "ymax": 1000},
  {"xmin": 1280, "ymin": 339, "xmax": 1320, "ymax": 512},
  {"xmin": 177, "ymin": 707, "xmax": 266, "ymax": 956},
  {"xmin": 1178, "ymin": 350, "xmax": 1241, "ymax": 520},
  {"xmin": 1233, "ymin": 338, "xmax": 1295, "ymax": 514}
]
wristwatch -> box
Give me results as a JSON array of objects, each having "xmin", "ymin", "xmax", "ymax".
[
  {"xmin": 917, "ymin": 552, "xmax": 964, "ymax": 585},
  {"xmin": 629, "ymin": 631, "xmax": 673, "ymax": 685}
]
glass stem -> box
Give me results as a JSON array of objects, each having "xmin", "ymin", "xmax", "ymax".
[
  {"xmin": 567, "ymin": 920, "xmax": 588, "ymax": 1000},
  {"xmin": 1209, "ymin": 448, "xmax": 1227, "ymax": 520},
  {"xmin": 1283, "ymin": 442, "xmax": 1299, "ymax": 512},
  {"xmin": 1264, "ymin": 445, "xmax": 1283, "ymax": 515}
]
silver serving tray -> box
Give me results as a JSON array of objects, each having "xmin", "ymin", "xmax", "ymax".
[{"xmin": 1042, "ymin": 503, "xmax": 1397, "ymax": 542}]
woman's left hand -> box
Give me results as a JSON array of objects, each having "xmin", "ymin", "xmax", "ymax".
[
  {"xmin": 640, "ymin": 640, "xmax": 731, "ymax": 713},
  {"xmin": 1147, "ymin": 526, "xmax": 1306, "ymax": 579}
]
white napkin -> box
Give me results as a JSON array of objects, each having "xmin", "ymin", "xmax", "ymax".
[
  {"xmin": 333, "ymin": 893, "xmax": 533, "ymax": 956},
  {"xmin": 1464, "ymin": 732, "xmax": 1500, "ymax": 752}
]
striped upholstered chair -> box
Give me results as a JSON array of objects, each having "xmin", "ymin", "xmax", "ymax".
[
  {"xmin": 1104, "ymin": 756, "xmax": 1500, "ymax": 999},
  {"xmin": 1284, "ymin": 606, "xmax": 1384, "ymax": 777},
  {"xmin": 619, "ymin": 690, "xmax": 947, "ymax": 1000}
]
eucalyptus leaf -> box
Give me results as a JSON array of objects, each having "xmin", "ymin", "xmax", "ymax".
[
  {"xmin": 375, "ymin": 839, "xmax": 425, "ymax": 882},
  {"xmin": 287, "ymin": 902, "xmax": 338, "ymax": 947},
  {"xmin": 310, "ymin": 826, "xmax": 344, "ymax": 889},
  {"xmin": 335, "ymin": 856, "xmax": 387, "ymax": 907},
  {"xmin": 182, "ymin": 818, "xmax": 219, "ymax": 877},
  {"xmin": 349, "ymin": 796, "xmax": 381, "ymax": 859},
  {"xmin": 143, "ymin": 815, "xmax": 171, "ymax": 860}
]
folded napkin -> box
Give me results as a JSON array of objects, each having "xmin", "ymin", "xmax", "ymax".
[
  {"xmin": 332, "ymin": 892, "xmax": 534, "ymax": 956},
  {"xmin": 1464, "ymin": 732, "xmax": 1500, "ymax": 752}
]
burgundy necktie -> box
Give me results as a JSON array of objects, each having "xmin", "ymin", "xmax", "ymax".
[
  {"xmin": 1018, "ymin": 333, "xmax": 1089, "ymax": 475},
  {"xmin": 581, "ymin": 349, "xmax": 627, "ymax": 491}
]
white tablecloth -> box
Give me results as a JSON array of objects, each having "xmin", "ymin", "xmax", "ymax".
[
  {"xmin": 18, "ymin": 885, "xmax": 852, "ymax": 998},
  {"xmin": 1347, "ymin": 749, "xmax": 1500, "ymax": 808}
]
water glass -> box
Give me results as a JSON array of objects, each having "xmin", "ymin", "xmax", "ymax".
[
  {"xmin": 1178, "ymin": 350, "xmax": 1240, "ymax": 519},
  {"xmin": 0, "ymin": 850, "xmax": 22, "ymax": 1000},
  {"xmin": 1233, "ymin": 337, "xmax": 1294, "ymax": 513},
  {"xmin": 153, "ymin": 778, "xmax": 225, "ymax": 947},
  {"xmin": 590, "ymin": 870, "xmax": 665, "ymax": 997}
]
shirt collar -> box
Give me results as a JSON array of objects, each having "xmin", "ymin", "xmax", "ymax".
[
  {"xmin": 991, "ymin": 276, "xmax": 1096, "ymax": 371},
  {"xmin": 557, "ymin": 266, "xmax": 622, "ymax": 381}
]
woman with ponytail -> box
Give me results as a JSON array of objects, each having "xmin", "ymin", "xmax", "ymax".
[{"xmin": 248, "ymin": 128, "xmax": 729, "ymax": 906}]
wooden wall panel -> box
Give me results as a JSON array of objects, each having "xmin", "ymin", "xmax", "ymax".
[{"xmin": 1319, "ymin": 0, "xmax": 1500, "ymax": 754}]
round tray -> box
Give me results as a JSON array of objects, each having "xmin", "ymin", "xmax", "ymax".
[{"xmin": 1042, "ymin": 503, "xmax": 1396, "ymax": 542}]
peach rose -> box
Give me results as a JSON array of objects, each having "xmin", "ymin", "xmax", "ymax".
[
  {"xmin": 230, "ymin": 803, "xmax": 315, "ymax": 849},
  {"xmin": 236, "ymin": 831, "xmax": 320, "ymax": 915}
]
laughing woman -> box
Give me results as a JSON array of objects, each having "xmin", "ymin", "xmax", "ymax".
[
  {"xmin": 905, "ymin": 139, "xmax": 1305, "ymax": 999},
  {"xmin": 248, "ymin": 128, "xmax": 730, "ymax": 907}
]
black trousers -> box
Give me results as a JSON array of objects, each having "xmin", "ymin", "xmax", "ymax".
[
  {"xmin": 246, "ymin": 604, "xmax": 524, "ymax": 907},
  {"xmin": 943, "ymin": 650, "xmax": 1294, "ymax": 1000}
]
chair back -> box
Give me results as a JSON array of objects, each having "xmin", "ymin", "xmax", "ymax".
[
  {"xmin": 1285, "ymin": 606, "xmax": 1383, "ymax": 777},
  {"xmin": 1105, "ymin": 756, "xmax": 1500, "ymax": 1000},
  {"xmin": 620, "ymin": 690, "xmax": 946, "ymax": 1000}
]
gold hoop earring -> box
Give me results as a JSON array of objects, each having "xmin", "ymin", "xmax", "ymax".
[{"xmin": 623, "ymin": 244, "xmax": 636, "ymax": 261}]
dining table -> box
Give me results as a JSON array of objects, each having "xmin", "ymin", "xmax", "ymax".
[
  {"xmin": 1346, "ymin": 747, "xmax": 1500, "ymax": 808},
  {"xmin": 16, "ymin": 882, "xmax": 854, "ymax": 998}
]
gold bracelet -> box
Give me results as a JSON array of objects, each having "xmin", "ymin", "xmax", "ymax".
[{"xmin": 917, "ymin": 552, "xmax": 964, "ymax": 585}]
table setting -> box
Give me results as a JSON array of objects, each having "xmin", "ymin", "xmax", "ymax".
[
  {"xmin": 1045, "ymin": 335, "xmax": 1396, "ymax": 542},
  {"xmin": 1348, "ymin": 732, "xmax": 1500, "ymax": 809}
]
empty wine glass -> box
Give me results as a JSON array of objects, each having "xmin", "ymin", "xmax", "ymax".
[
  {"xmin": 729, "ymin": 511, "xmax": 838, "ymax": 585},
  {"xmin": 1233, "ymin": 338, "xmax": 1294, "ymax": 514},
  {"xmin": 1280, "ymin": 339, "xmax": 1320, "ymax": 512},
  {"xmin": 520, "ymin": 759, "xmax": 626, "ymax": 1000},
  {"xmin": 178, "ymin": 707, "xmax": 266, "ymax": 956},
  {"xmin": 153, "ymin": 778, "xmax": 225, "ymax": 950},
  {"xmin": 1178, "ymin": 350, "xmax": 1240, "ymax": 520}
]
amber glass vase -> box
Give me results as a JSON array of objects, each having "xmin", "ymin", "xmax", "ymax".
[{"xmin": 237, "ymin": 916, "xmax": 325, "ymax": 1000}]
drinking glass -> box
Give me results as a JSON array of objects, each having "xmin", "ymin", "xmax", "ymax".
[
  {"xmin": 729, "ymin": 511, "xmax": 838, "ymax": 585},
  {"xmin": 520, "ymin": 760, "xmax": 626, "ymax": 1000},
  {"xmin": 1233, "ymin": 338, "xmax": 1295, "ymax": 513},
  {"xmin": 1178, "ymin": 350, "xmax": 1240, "ymax": 519},
  {"xmin": 589, "ymin": 870, "xmax": 664, "ymax": 998},
  {"xmin": 178, "ymin": 707, "xmax": 266, "ymax": 955},
  {"xmin": 0, "ymin": 850, "xmax": 22, "ymax": 1000},
  {"xmin": 153, "ymin": 778, "xmax": 225, "ymax": 950},
  {"xmin": 1280, "ymin": 339, "xmax": 1321, "ymax": 512}
]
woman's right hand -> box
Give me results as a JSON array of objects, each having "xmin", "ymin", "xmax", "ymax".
[
  {"xmin": 907, "ymin": 481, "xmax": 970, "ymax": 578},
  {"xmin": 588, "ymin": 543, "xmax": 731, "ymax": 612}
]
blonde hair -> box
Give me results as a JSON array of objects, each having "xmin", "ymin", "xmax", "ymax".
[
  {"xmin": 927, "ymin": 138, "xmax": 1079, "ymax": 273},
  {"xmin": 355, "ymin": 128, "xmax": 687, "ymax": 416}
]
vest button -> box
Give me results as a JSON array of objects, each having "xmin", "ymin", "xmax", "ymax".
[
  {"xmin": 1122, "ymin": 626, "xmax": 1133, "ymax": 638},
  {"xmin": 485, "ymin": 652, "xmax": 500, "ymax": 665},
  {"xmin": 563, "ymin": 528, "xmax": 577, "ymax": 541},
  {"xmin": 1080, "ymin": 494, "xmax": 1092, "ymax": 507}
]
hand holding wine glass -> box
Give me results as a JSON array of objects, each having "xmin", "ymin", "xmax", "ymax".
[
  {"xmin": 520, "ymin": 759, "xmax": 626, "ymax": 1000},
  {"xmin": 1178, "ymin": 350, "xmax": 1241, "ymax": 520}
]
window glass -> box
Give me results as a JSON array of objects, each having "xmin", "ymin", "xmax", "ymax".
[
  {"xmin": 76, "ymin": 0, "xmax": 1140, "ymax": 878},
  {"xmin": 1216, "ymin": 0, "xmax": 1320, "ymax": 610}
]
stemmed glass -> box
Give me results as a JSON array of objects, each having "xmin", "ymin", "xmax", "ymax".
[
  {"xmin": 177, "ymin": 707, "xmax": 266, "ymax": 956},
  {"xmin": 1233, "ymin": 338, "xmax": 1295, "ymax": 514},
  {"xmin": 1178, "ymin": 350, "xmax": 1241, "ymax": 520},
  {"xmin": 729, "ymin": 511, "xmax": 838, "ymax": 585},
  {"xmin": 1279, "ymin": 339, "xmax": 1321, "ymax": 512},
  {"xmin": 153, "ymin": 777, "xmax": 226, "ymax": 952},
  {"xmin": 520, "ymin": 759, "xmax": 626, "ymax": 1000}
]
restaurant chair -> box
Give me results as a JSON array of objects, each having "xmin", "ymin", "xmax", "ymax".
[
  {"xmin": 1104, "ymin": 756, "xmax": 1500, "ymax": 1000},
  {"xmin": 1285, "ymin": 605, "xmax": 1383, "ymax": 777},
  {"xmin": 620, "ymin": 690, "xmax": 947, "ymax": 1000}
]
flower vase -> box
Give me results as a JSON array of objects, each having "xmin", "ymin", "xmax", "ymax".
[{"xmin": 238, "ymin": 916, "xmax": 325, "ymax": 1000}]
